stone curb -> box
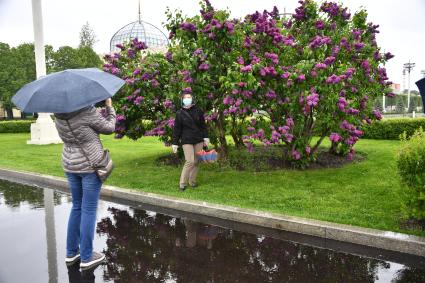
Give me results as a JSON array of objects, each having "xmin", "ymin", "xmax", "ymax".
[{"xmin": 0, "ymin": 167, "xmax": 424, "ymax": 257}]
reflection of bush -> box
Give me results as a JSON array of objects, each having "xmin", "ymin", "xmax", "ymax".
[
  {"xmin": 0, "ymin": 180, "xmax": 62, "ymax": 208},
  {"xmin": 394, "ymin": 267, "xmax": 425, "ymax": 282},
  {"xmin": 96, "ymin": 207, "xmax": 400, "ymax": 282}
]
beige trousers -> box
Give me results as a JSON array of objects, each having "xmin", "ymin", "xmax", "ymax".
[{"xmin": 180, "ymin": 142, "xmax": 204, "ymax": 186}]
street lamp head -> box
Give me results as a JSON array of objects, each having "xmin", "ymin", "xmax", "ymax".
[{"xmin": 404, "ymin": 62, "xmax": 416, "ymax": 73}]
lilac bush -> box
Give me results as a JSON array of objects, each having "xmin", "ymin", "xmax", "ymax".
[
  {"xmin": 105, "ymin": 0, "xmax": 393, "ymax": 166},
  {"xmin": 103, "ymin": 38, "xmax": 175, "ymax": 144},
  {"xmin": 164, "ymin": 0, "xmax": 249, "ymax": 154},
  {"xmin": 232, "ymin": 0, "xmax": 393, "ymax": 165}
]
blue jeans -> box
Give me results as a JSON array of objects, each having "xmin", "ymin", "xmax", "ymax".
[{"xmin": 65, "ymin": 172, "xmax": 102, "ymax": 262}]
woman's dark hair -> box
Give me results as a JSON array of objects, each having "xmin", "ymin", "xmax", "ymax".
[{"xmin": 95, "ymin": 100, "xmax": 106, "ymax": 108}]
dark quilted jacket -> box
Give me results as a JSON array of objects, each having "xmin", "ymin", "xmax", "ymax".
[
  {"xmin": 172, "ymin": 105, "xmax": 208, "ymax": 145},
  {"xmin": 54, "ymin": 106, "xmax": 116, "ymax": 173}
]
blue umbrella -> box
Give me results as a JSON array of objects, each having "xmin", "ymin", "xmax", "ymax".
[
  {"xmin": 416, "ymin": 78, "xmax": 425, "ymax": 114},
  {"xmin": 12, "ymin": 68, "xmax": 125, "ymax": 113}
]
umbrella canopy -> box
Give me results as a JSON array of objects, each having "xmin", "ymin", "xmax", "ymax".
[
  {"xmin": 12, "ymin": 68, "xmax": 125, "ymax": 113},
  {"xmin": 416, "ymin": 78, "xmax": 425, "ymax": 114}
]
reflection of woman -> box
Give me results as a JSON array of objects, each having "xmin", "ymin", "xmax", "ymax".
[
  {"xmin": 183, "ymin": 219, "xmax": 219, "ymax": 249},
  {"xmin": 172, "ymin": 94, "xmax": 209, "ymax": 191},
  {"xmin": 67, "ymin": 263, "xmax": 96, "ymax": 283},
  {"xmin": 55, "ymin": 98, "xmax": 115, "ymax": 269}
]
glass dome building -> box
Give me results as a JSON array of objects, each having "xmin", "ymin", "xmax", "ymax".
[{"xmin": 110, "ymin": 17, "xmax": 168, "ymax": 52}]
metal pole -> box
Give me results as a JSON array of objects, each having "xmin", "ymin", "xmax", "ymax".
[
  {"xmin": 408, "ymin": 68, "xmax": 411, "ymax": 111},
  {"xmin": 382, "ymin": 93, "xmax": 386, "ymax": 113},
  {"xmin": 402, "ymin": 68, "xmax": 406, "ymax": 93},
  {"xmin": 138, "ymin": 0, "xmax": 141, "ymax": 23},
  {"xmin": 381, "ymin": 51, "xmax": 386, "ymax": 113},
  {"xmin": 404, "ymin": 60, "xmax": 416, "ymax": 113}
]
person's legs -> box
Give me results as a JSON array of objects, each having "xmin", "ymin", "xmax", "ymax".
[
  {"xmin": 66, "ymin": 172, "xmax": 83, "ymax": 257},
  {"xmin": 180, "ymin": 144, "xmax": 196, "ymax": 187},
  {"xmin": 79, "ymin": 173, "xmax": 102, "ymax": 262},
  {"xmin": 189, "ymin": 142, "xmax": 204, "ymax": 185}
]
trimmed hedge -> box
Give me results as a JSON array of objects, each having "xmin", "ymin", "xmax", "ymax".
[
  {"xmin": 3, "ymin": 118, "xmax": 424, "ymax": 140},
  {"xmin": 0, "ymin": 120, "xmax": 34, "ymax": 133},
  {"xmin": 363, "ymin": 118, "xmax": 425, "ymax": 140}
]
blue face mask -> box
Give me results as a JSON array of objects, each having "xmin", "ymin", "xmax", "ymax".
[{"xmin": 182, "ymin": 98, "xmax": 192, "ymax": 107}]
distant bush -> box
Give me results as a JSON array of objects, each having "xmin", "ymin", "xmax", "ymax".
[
  {"xmin": 363, "ymin": 118, "xmax": 425, "ymax": 140},
  {"xmin": 0, "ymin": 120, "xmax": 33, "ymax": 133},
  {"xmin": 397, "ymin": 128, "xmax": 425, "ymax": 220}
]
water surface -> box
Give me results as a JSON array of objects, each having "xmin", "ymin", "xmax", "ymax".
[{"xmin": 0, "ymin": 180, "xmax": 424, "ymax": 283}]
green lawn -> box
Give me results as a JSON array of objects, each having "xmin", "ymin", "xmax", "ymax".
[{"xmin": 1, "ymin": 133, "xmax": 421, "ymax": 236}]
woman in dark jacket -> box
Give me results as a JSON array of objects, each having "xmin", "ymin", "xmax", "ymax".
[
  {"xmin": 172, "ymin": 94, "xmax": 209, "ymax": 191},
  {"xmin": 54, "ymin": 98, "xmax": 115, "ymax": 270}
]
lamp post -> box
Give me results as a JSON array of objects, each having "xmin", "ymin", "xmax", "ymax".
[
  {"xmin": 28, "ymin": 0, "xmax": 62, "ymax": 145},
  {"xmin": 403, "ymin": 60, "xmax": 415, "ymax": 112},
  {"xmin": 381, "ymin": 51, "xmax": 387, "ymax": 112},
  {"xmin": 279, "ymin": 7, "xmax": 292, "ymax": 19}
]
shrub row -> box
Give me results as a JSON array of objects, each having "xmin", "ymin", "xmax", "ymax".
[
  {"xmin": 397, "ymin": 128, "xmax": 425, "ymax": 220},
  {"xmin": 0, "ymin": 120, "xmax": 34, "ymax": 133},
  {"xmin": 2, "ymin": 117, "xmax": 422, "ymax": 140},
  {"xmin": 363, "ymin": 118, "xmax": 425, "ymax": 140},
  {"xmin": 225, "ymin": 118, "xmax": 425, "ymax": 141}
]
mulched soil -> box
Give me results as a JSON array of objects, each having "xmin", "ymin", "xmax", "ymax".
[
  {"xmin": 156, "ymin": 146, "xmax": 366, "ymax": 171},
  {"xmin": 400, "ymin": 219, "xmax": 425, "ymax": 233}
]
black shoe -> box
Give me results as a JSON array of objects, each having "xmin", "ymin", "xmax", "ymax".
[
  {"xmin": 179, "ymin": 185, "xmax": 186, "ymax": 191},
  {"xmin": 190, "ymin": 183, "xmax": 198, "ymax": 188}
]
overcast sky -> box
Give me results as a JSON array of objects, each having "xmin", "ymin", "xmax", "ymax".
[{"xmin": 0, "ymin": 0, "xmax": 424, "ymax": 90}]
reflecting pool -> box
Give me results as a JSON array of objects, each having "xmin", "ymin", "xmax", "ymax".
[{"xmin": 0, "ymin": 180, "xmax": 424, "ymax": 283}]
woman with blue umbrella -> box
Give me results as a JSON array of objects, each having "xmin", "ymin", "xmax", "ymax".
[{"xmin": 13, "ymin": 68, "xmax": 125, "ymax": 270}]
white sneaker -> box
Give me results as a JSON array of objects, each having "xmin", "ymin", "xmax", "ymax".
[
  {"xmin": 80, "ymin": 252, "xmax": 105, "ymax": 270},
  {"xmin": 65, "ymin": 252, "xmax": 80, "ymax": 265}
]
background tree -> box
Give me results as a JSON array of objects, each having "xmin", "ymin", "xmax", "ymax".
[
  {"xmin": 51, "ymin": 45, "xmax": 102, "ymax": 72},
  {"xmin": 1, "ymin": 43, "xmax": 37, "ymax": 119},
  {"xmin": 373, "ymin": 98, "xmax": 383, "ymax": 112},
  {"xmin": 408, "ymin": 96, "xmax": 417, "ymax": 113},
  {"xmin": 396, "ymin": 96, "xmax": 405, "ymax": 113},
  {"xmin": 0, "ymin": 43, "xmax": 58, "ymax": 119},
  {"xmin": 52, "ymin": 46, "xmax": 81, "ymax": 71},
  {"xmin": 0, "ymin": 41, "xmax": 102, "ymax": 119},
  {"xmin": 76, "ymin": 46, "xmax": 102, "ymax": 68},
  {"xmin": 79, "ymin": 21, "xmax": 97, "ymax": 49},
  {"xmin": 0, "ymin": 43, "xmax": 13, "ymax": 119}
]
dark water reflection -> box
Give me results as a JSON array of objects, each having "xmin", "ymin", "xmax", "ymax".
[{"xmin": 0, "ymin": 180, "xmax": 424, "ymax": 283}]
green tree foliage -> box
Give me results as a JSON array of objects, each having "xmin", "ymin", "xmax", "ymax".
[
  {"xmin": 0, "ymin": 43, "xmax": 13, "ymax": 118},
  {"xmin": 52, "ymin": 46, "xmax": 102, "ymax": 71},
  {"xmin": 0, "ymin": 43, "xmax": 39, "ymax": 118},
  {"xmin": 0, "ymin": 42, "xmax": 102, "ymax": 118},
  {"xmin": 76, "ymin": 46, "xmax": 102, "ymax": 68}
]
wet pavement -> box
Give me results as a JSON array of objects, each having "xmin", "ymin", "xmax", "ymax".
[{"xmin": 0, "ymin": 179, "xmax": 424, "ymax": 283}]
